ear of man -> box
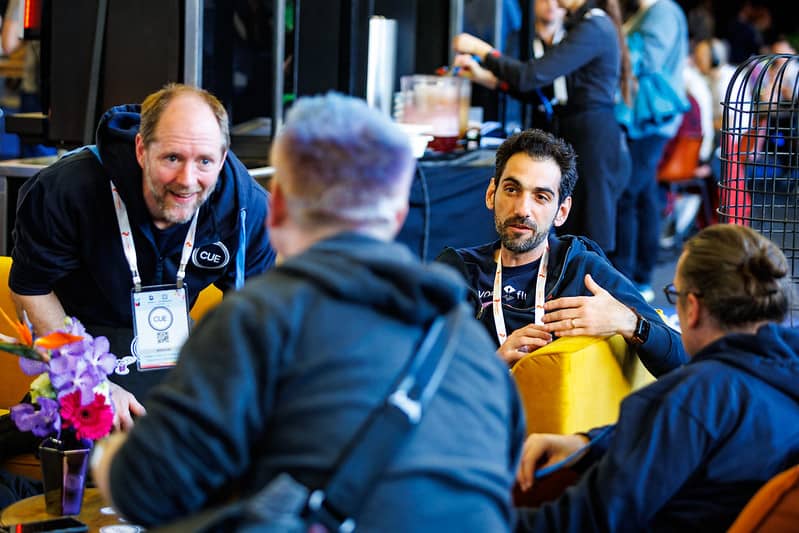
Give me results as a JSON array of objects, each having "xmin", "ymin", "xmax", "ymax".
[
  {"xmin": 393, "ymin": 204, "xmax": 409, "ymax": 236},
  {"xmin": 684, "ymin": 292, "xmax": 702, "ymax": 329},
  {"xmin": 485, "ymin": 177, "xmax": 497, "ymax": 210},
  {"xmin": 134, "ymin": 133, "xmax": 146, "ymax": 168},
  {"xmin": 553, "ymin": 196, "xmax": 571, "ymax": 227},
  {"xmin": 267, "ymin": 181, "xmax": 288, "ymax": 229}
]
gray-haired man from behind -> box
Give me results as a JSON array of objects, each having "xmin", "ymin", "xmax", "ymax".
[{"xmin": 92, "ymin": 93, "xmax": 526, "ymax": 531}]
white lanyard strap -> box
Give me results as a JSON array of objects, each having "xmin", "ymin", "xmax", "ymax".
[
  {"xmin": 492, "ymin": 244, "xmax": 549, "ymax": 346},
  {"xmin": 176, "ymin": 212, "xmax": 200, "ymax": 289},
  {"xmin": 111, "ymin": 182, "xmax": 199, "ymax": 291}
]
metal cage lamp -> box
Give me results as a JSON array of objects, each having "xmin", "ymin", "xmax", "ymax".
[{"xmin": 718, "ymin": 54, "xmax": 799, "ymax": 326}]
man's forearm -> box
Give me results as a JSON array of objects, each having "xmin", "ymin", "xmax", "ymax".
[{"xmin": 10, "ymin": 291, "xmax": 68, "ymax": 335}]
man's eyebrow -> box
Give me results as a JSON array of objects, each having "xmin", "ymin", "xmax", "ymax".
[
  {"xmin": 532, "ymin": 186, "xmax": 556, "ymax": 196},
  {"xmin": 498, "ymin": 176, "xmax": 522, "ymax": 187},
  {"xmin": 498, "ymin": 176, "xmax": 556, "ymax": 196}
]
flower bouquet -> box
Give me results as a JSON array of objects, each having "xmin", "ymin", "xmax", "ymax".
[{"xmin": 0, "ymin": 309, "xmax": 116, "ymax": 514}]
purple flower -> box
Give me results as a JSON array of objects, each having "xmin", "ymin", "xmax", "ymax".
[
  {"xmin": 11, "ymin": 398, "xmax": 61, "ymax": 437},
  {"xmin": 49, "ymin": 353, "xmax": 99, "ymax": 405},
  {"xmin": 48, "ymin": 335, "xmax": 116, "ymax": 405},
  {"xmin": 19, "ymin": 357, "xmax": 48, "ymax": 376},
  {"xmin": 84, "ymin": 336, "xmax": 117, "ymax": 378}
]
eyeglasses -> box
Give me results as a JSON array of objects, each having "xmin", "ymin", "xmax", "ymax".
[{"xmin": 662, "ymin": 283, "xmax": 702, "ymax": 304}]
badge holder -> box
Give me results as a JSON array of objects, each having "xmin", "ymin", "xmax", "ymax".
[{"xmin": 131, "ymin": 284, "xmax": 190, "ymax": 371}]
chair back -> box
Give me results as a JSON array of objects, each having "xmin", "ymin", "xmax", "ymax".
[
  {"xmin": 657, "ymin": 135, "xmax": 703, "ymax": 182},
  {"xmin": 728, "ymin": 464, "xmax": 799, "ymax": 532},
  {"xmin": 190, "ymin": 285, "xmax": 223, "ymax": 322}
]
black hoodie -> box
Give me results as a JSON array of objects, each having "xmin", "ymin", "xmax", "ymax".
[
  {"xmin": 110, "ymin": 233, "xmax": 526, "ymax": 531},
  {"xmin": 10, "ymin": 104, "xmax": 276, "ymax": 397}
]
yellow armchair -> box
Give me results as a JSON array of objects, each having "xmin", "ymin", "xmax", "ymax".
[
  {"xmin": 511, "ymin": 335, "xmax": 654, "ymax": 435},
  {"xmin": 1, "ymin": 256, "xmax": 41, "ymax": 479},
  {"xmin": 0, "ymin": 256, "xmax": 34, "ymax": 410}
]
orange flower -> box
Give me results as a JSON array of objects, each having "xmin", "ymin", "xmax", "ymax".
[
  {"xmin": 0, "ymin": 305, "xmax": 29, "ymax": 345},
  {"xmin": 34, "ymin": 332, "xmax": 84, "ymax": 350},
  {"xmin": 15, "ymin": 321, "xmax": 33, "ymax": 346},
  {"xmin": 0, "ymin": 305, "xmax": 82, "ymax": 349}
]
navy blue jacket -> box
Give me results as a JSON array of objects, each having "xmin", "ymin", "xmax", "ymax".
[
  {"xmin": 520, "ymin": 324, "xmax": 799, "ymax": 532},
  {"xmin": 109, "ymin": 233, "xmax": 525, "ymax": 531},
  {"xmin": 10, "ymin": 104, "xmax": 276, "ymax": 398},
  {"xmin": 436, "ymin": 234, "xmax": 686, "ymax": 377}
]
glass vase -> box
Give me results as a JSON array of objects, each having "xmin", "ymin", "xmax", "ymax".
[{"xmin": 39, "ymin": 436, "xmax": 92, "ymax": 515}]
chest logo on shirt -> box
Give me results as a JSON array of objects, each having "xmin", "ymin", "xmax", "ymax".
[
  {"xmin": 503, "ymin": 284, "xmax": 527, "ymax": 303},
  {"xmin": 191, "ymin": 241, "xmax": 230, "ymax": 269}
]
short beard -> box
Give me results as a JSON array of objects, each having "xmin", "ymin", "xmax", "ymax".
[
  {"xmin": 148, "ymin": 182, "xmax": 211, "ymax": 225},
  {"xmin": 496, "ymin": 215, "xmax": 549, "ymax": 254}
]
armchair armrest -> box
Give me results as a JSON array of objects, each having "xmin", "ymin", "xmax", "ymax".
[{"xmin": 510, "ymin": 335, "xmax": 654, "ymax": 435}]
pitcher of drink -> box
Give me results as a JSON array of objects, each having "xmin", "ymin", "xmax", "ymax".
[{"xmin": 398, "ymin": 75, "xmax": 471, "ymax": 152}]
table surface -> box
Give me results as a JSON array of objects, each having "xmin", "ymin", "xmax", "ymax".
[
  {"xmin": 0, "ymin": 156, "xmax": 58, "ymax": 178},
  {"xmin": 0, "ymin": 488, "xmax": 141, "ymax": 532}
]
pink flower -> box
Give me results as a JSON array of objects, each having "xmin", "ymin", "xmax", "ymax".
[{"xmin": 60, "ymin": 391, "xmax": 114, "ymax": 441}]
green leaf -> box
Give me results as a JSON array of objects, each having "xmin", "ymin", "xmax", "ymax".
[{"xmin": 0, "ymin": 342, "xmax": 46, "ymax": 362}]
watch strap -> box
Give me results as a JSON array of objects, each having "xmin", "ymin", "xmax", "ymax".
[{"xmin": 629, "ymin": 307, "xmax": 650, "ymax": 345}]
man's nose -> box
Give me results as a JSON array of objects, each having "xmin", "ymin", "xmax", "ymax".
[
  {"xmin": 175, "ymin": 163, "xmax": 197, "ymax": 186},
  {"xmin": 514, "ymin": 195, "xmax": 535, "ymax": 217}
]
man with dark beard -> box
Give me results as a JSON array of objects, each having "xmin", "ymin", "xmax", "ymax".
[{"xmin": 437, "ymin": 129, "xmax": 684, "ymax": 376}]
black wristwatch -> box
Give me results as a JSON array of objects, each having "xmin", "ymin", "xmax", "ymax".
[{"xmin": 630, "ymin": 307, "xmax": 650, "ymax": 345}]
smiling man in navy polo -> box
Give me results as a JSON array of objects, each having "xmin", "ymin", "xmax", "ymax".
[{"xmin": 9, "ymin": 84, "xmax": 276, "ymax": 430}]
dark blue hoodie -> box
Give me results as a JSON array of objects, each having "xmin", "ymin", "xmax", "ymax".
[
  {"xmin": 520, "ymin": 323, "xmax": 799, "ymax": 532},
  {"xmin": 10, "ymin": 104, "xmax": 276, "ymax": 398},
  {"xmin": 109, "ymin": 233, "xmax": 525, "ymax": 531},
  {"xmin": 437, "ymin": 234, "xmax": 686, "ymax": 377}
]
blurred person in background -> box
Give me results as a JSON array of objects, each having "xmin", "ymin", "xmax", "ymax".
[
  {"xmin": 610, "ymin": 0, "xmax": 688, "ymax": 302},
  {"xmin": 528, "ymin": 0, "xmax": 568, "ymax": 134}
]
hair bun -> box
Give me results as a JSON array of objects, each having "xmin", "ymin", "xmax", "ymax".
[{"xmin": 743, "ymin": 250, "xmax": 788, "ymax": 282}]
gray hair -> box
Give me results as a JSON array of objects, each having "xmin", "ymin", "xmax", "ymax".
[{"xmin": 274, "ymin": 92, "xmax": 414, "ymax": 234}]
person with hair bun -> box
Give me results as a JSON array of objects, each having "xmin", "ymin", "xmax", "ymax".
[{"xmin": 515, "ymin": 223, "xmax": 799, "ymax": 531}]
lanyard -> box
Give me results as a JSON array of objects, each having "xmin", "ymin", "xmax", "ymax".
[
  {"xmin": 111, "ymin": 182, "xmax": 199, "ymax": 291},
  {"xmin": 492, "ymin": 244, "xmax": 549, "ymax": 346}
]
